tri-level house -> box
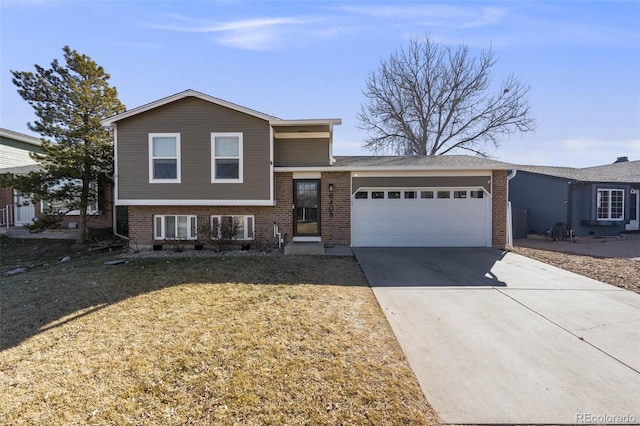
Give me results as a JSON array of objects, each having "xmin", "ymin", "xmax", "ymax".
[{"xmin": 102, "ymin": 90, "xmax": 512, "ymax": 251}]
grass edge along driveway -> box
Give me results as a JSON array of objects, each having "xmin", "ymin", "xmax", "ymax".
[{"xmin": 0, "ymin": 241, "xmax": 440, "ymax": 425}]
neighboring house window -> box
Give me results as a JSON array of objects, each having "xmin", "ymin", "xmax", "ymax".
[
  {"xmin": 149, "ymin": 133, "xmax": 181, "ymax": 183},
  {"xmin": 597, "ymin": 189, "xmax": 624, "ymax": 220},
  {"xmin": 212, "ymin": 133, "xmax": 243, "ymax": 182},
  {"xmin": 210, "ymin": 215, "xmax": 254, "ymax": 240},
  {"xmin": 154, "ymin": 215, "xmax": 197, "ymax": 240},
  {"xmin": 41, "ymin": 179, "xmax": 98, "ymax": 215}
]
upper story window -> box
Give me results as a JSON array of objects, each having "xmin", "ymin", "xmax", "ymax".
[
  {"xmin": 597, "ymin": 188, "xmax": 624, "ymax": 220},
  {"xmin": 149, "ymin": 133, "xmax": 181, "ymax": 183},
  {"xmin": 212, "ymin": 133, "xmax": 243, "ymax": 183}
]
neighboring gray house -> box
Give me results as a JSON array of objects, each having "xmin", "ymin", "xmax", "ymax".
[{"xmin": 509, "ymin": 158, "xmax": 640, "ymax": 238}]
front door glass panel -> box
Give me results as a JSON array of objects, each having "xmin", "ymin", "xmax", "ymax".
[{"xmin": 294, "ymin": 180, "xmax": 320, "ymax": 236}]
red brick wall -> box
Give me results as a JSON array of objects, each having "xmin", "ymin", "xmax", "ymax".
[
  {"xmin": 492, "ymin": 170, "xmax": 508, "ymax": 248},
  {"xmin": 273, "ymin": 172, "xmax": 293, "ymax": 242},
  {"xmin": 127, "ymin": 172, "xmax": 353, "ymax": 250},
  {"xmin": 320, "ymin": 172, "xmax": 351, "ymax": 246}
]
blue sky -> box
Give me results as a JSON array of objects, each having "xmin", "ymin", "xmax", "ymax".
[{"xmin": 1, "ymin": 0, "xmax": 639, "ymax": 167}]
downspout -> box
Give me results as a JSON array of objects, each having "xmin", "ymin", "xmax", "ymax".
[
  {"xmin": 567, "ymin": 182, "xmax": 573, "ymax": 236},
  {"xmin": 505, "ymin": 169, "xmax": 517, "ymax": 248}
]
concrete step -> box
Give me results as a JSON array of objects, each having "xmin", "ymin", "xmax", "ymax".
[{"xmin": 284, "ymin": 241, "xmax": 325, "ymax": 255}]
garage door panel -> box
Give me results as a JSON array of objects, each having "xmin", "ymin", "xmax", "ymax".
[{"xmin": 352, "ymin": 189, "xmax": 489, "ymax": 247}]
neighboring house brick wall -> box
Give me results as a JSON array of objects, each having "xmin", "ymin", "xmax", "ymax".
[
  {"xmin": 320, "ymin": 171, "xmax": 351, "ymax": 246},
  {"xmin": 492, "ymin": 170, "xmax": 507, "ymax": 248},
  {"xmin": 0, "ymin": 187, "xmax": 12, "ymax": 209}
]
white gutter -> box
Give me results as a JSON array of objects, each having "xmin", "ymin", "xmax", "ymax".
[{"xmin": 275, "ymin": 165, "xmax": 514, "ymax": 172}]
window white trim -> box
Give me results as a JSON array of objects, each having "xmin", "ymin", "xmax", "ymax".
[
  {"xmin": 210, "ymin": 215, "xmax": 254, "ymax": 240},
  {"xmin": 211, "ymin": 132, "xmax": 243, "ymax": 183},
  {"xmin": 153, "ymin": 215, "xmax": 197, "ymax": 240},
  {"xmin": 596, "ymin": 188, "xmax": 624, "ymax": 221},
  {"xmin": 115, "ymin": 199, "xmax": 274, "ymax": 206},
  {"xmin": 149, "ymin": 133, "xmax": 181, "ymax": 183}
]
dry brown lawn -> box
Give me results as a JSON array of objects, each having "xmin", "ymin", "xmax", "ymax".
[{"xmin": 0, "ymin": 238, "xmax": 440, "ymax": 425}]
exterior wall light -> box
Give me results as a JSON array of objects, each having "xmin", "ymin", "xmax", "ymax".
[{"xmin": 329, "ymin": 183, "xmax": 334, "ymax": 192}]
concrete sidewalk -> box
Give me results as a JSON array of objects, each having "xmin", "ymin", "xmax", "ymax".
[{"xmin": 354, "ymin": 247, "xmax": 640, "ymax": 425}]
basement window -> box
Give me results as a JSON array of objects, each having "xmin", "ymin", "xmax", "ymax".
[{"xmin": 154, "ymin": 215, "xmax": 197, "ymax": 240}]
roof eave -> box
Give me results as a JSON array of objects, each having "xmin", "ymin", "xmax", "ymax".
[
  {"xmin": 0, "ymin": 128, "xmax": 42, "ymax": 146},
  {"xmin": 101, "ymin": 89, "xmax": 280, "ymax": 126},
  {"xmin": 275, "ymin": 165, "xmax": 512, "ymax": 172},
  {"xmin": 270, "ymin": 119, "xmax": 342, "ymax": 126}
]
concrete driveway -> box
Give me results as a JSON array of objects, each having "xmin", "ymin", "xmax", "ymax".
[{"xmin": 354, "ymin": 247, "xmax": 640, "ymax": 425}]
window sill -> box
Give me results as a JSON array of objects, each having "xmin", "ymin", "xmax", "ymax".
[
  {"xmin": 149, "ymin": 180, "xmax": 181, "ymax": 184},
  {"xmin": 580, "ymin": 219, "xmax": 624, "ymax": 226},
  {"xmin": 211, "ymin": 179, "xmax": 243, "ymax": 184}
]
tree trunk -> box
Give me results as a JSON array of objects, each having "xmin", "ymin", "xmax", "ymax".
[
  {"xmin": 77, "ymin": 203, "xmax": 87, "ymax": 244},
  {"xmin": 77, "ymin": 163, "xmax": 91, "ymax": 245}
]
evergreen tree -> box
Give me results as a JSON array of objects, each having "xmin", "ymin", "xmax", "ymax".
[{"xmin": 7, "ymin": 46, "xmax": 125, "ymax": 243}]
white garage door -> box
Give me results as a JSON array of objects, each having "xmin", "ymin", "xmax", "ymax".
[{"xmin": 352, "ymin": 188, "xmax": 491, "ymax": 247}]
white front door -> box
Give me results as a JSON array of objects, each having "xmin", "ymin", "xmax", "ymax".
[
  {"xmin": 626, "ymin": 189, "xmax": 639, "ymax": 231},
  {"xmin": 14, "ymin": 190, "xmax": 35, "ymax": 226}
]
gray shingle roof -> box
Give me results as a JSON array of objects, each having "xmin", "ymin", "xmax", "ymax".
[
  {"xmin": 516, "ymin": 160, "xmax": 640, "ymax": 183},
  {"xmin": 333, "ymin": 155, "xmax": 513, "ymax": 169}
]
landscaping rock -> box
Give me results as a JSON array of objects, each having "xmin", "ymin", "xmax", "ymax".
[
  {"xmin": 103, "ymin": 260, "xmax": 127, "ymax": 266},
  {"xmin": 6, "ymin": 267, "xmax": 27, "ymax": 276}
]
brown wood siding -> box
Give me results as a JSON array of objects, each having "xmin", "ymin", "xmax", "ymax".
[
  {"xmin": 352, "ymin": 176, "xmax": 491, "ymax": 193},
  {"xmin": 274, "ymin": 139, "xmax": 330, "ymax": 166},
  {"xmin": 116, "ymin": 97, "xmax": 271, "ymax": 201}
]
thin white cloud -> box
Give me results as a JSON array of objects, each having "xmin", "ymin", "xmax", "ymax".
[
  {"xmin": 462, "ymin": 7, "xmax": 507, "ymax": 28},
  {"xmin": 340, "ymin": 4, "xmax": 507, "ymax": 29},
  {"xmin": 146, "ymin": 16, "xmax": 329, "ymax": 50}
]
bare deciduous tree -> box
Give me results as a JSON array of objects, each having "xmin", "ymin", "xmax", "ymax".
[{"xmin": 358, "ymin": 35, "xmax": 536, "ymax": 156}]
